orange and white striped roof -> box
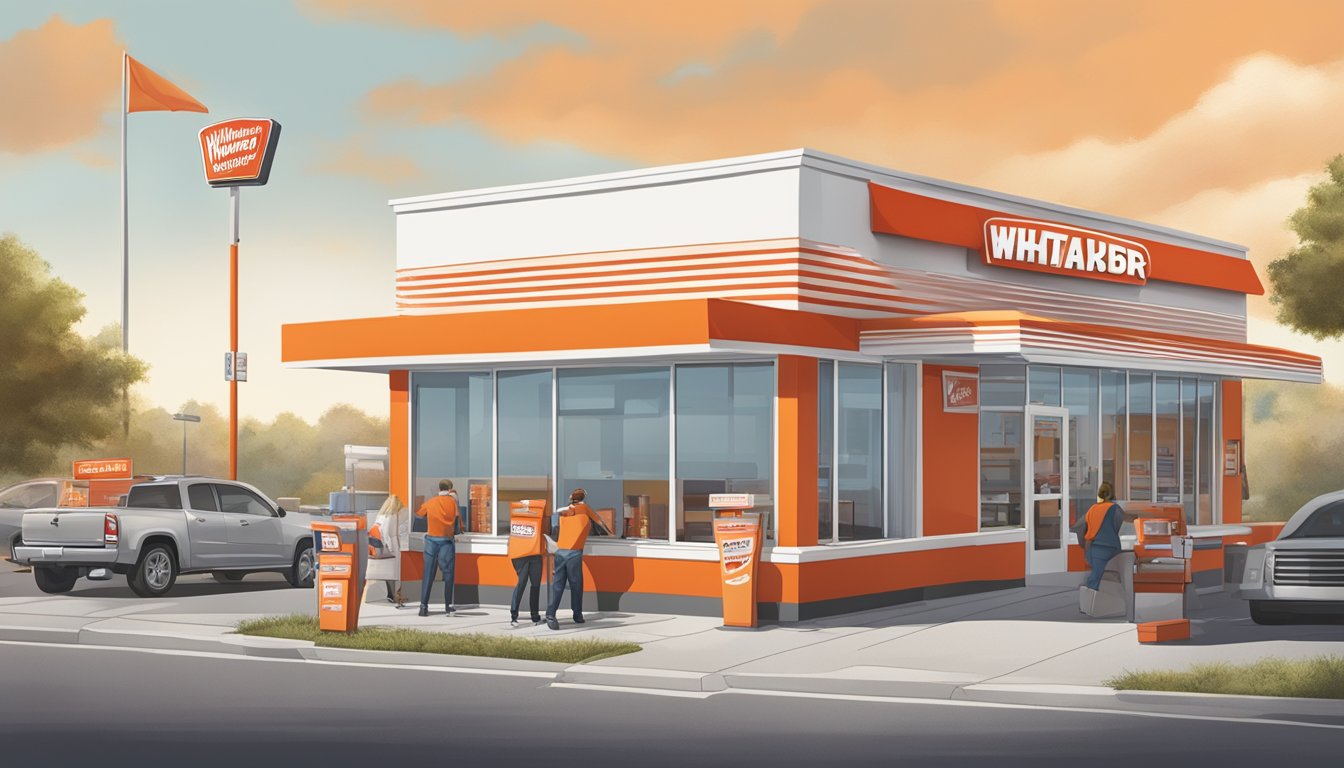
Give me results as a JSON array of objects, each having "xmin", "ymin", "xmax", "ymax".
[{"xmin": 859, "ymin": 311, "xmax": 1322, "ymax": 383}]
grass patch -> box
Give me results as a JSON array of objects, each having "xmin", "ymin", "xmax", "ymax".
[
  {"xmin": 237, "ymin": 614, "xmax": 639, "ymax": 665},
  {"xmin": 1105, "ymin": 656, "xmax": 1344, "ymax": 700}
]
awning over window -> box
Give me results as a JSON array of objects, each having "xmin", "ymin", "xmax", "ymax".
[{"xmin": 859, "ymin": 311, "xmax": 1322, "ymax": 383}]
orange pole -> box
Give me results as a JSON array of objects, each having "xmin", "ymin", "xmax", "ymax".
[{"xmin": 230, "ymin": 240, "xmax": 238, "ymax": 480}]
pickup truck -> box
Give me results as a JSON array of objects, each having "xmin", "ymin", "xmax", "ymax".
[{"xmin": 15, "ymin": 476, "xmax": 314, "ymax": 597}]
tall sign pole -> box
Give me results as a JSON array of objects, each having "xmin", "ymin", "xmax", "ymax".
[{"xmin": 198, "ymin": 118, "xmax": 281, "ymax": 480}]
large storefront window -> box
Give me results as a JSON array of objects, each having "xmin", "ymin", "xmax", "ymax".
[
  {"xmin": 497, "ymin": 369, "xmax": 553, "ymax": 535},
  {"xmin": 980, "ymin": 411, "xmax": 1024, "ymax": 529},
  {"xmin": 1101, "ymin": 370, "xmax": 1127, "ymax": 500},
  {"xmin": 557, "ymin": 367, "xmax": 669, "ymax": 540},
  {"xmin": 1063, "ymin": 368, "xmax": 1098, "ymax": 529},
  {"xmin": 412, "ymin": 372, "xmax": 492, "ymax": 531},
  {"xmin": 675, "ymin": 363, "xmax": 774, "ymax": 543},
  {"xmin": 837, "ymin": 363, "xmax": 882, "ymax": 540},
  {"xmin": 818, "ymin": 361, "xmax": 834, "ymax": 542},
  {"xmin": 1198, "ymin": 380, "xmax": 1216, "ymax": 524},
  {"xmin": 1182, "ymin": 379, "xmax": 1198, "ymax": 523},
  {"xmin": 1155, "ymin": 377, "xmax": 1181, "ymax": 504},
  {"xmin": 886, "ymin": 362, "xmax": 918, "ymax": 539},
  {"xmin": 1128, "ymin": 373, "xmax": 1153, "ymax": 501}
]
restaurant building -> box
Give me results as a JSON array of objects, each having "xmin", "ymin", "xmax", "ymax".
[{"xmin": 281, "ymin": 149, "xmax": 1321, "ymax": 620}]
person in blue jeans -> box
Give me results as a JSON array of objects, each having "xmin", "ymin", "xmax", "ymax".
[
  {"xmin": 545, "ymin": 488, "xmax": 609, "ymax": 630},
  {"xmin": 414, "ymin": 480, "xmax": 460, "ymax": 616},
  {"xmin": 1082, "ymin": 480, "xmax": 1150, "ymax": 591}
]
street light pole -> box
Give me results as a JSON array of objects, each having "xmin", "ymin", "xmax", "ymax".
[{"xmin": 173, "ymin": 412, "xmax": 201, "ymax": 475}]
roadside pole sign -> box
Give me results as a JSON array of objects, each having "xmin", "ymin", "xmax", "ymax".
[
  {"xmin": 235, "ymin": 352, "xmax": 248, "ymax": 382},
  {"xmin": 225, "ymin": 351, "xmax": 234, "ymax": 381}
]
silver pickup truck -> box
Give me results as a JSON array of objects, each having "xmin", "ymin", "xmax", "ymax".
[{"xmin": 15, "ymin": 476, "xmax": 314, "ymax": 597}]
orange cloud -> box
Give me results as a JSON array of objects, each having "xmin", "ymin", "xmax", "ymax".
[
  {"xmin": 308, "ymin": 137, "xmax": 427, "ymax": 187},
  {"xmin": 318, "ymin": 0, "xmax": 1344, "ymax": 180},
  {"xmin": 0, "ymin": 15, "xmax": 121, "ymax": 153}
]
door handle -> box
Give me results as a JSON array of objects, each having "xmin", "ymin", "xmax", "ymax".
[
  {"xmin": 240, "ymin": 520, "xmax": 250, "ymax": 526},
  {"xmin": 195, "ymin": 517, "xmax": 205, "ymax": 523}
]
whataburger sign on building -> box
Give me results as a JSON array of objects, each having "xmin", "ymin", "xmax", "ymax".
[{"xmin": 983, "ymin": 217, "xmax": 1151, "ymax": 286}]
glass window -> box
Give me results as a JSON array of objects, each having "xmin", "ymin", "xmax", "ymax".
[
  {"xmin": 1198, "ymin": 380, "xmax": 1216, "ymax": 524},
  {"xmin": 837, "ymin": 363, "xmax": 882, "ymax": 540},
  {"xmin": 1155, "ymin": 377, "xmax": 1181, "ymax": 504},
  {"xmin": 1063, "ymin": 368, "xmax": 1098, "ymax": 529},
  {"xmin": 0, "ymin": 482, "xmax": 58, "ymax": 509},
  {"xmin": 1287, "ymin": 500, "xmax": 1344, "ymax": 538},
  {"xmin": 1101, "ymin": 371, "xmax": 1127, "ymax": 500},
  {"xmin": 981, "ymin": 364, "xmax": 1026, "ymax": 407},
  {"xmin": 1029, "ymin": 366, "xmax": 1061, "ymax": 406},
  {"xmin": 1182, "ymin": 379, "xmax": 1198, "ymax": 524},
  {"xmin": 676, "ymin": 363, "xmax": 774, "ymax": 542},
  {"xmin": 980, "ymin": 412, "xmax": 1024, "ymax": 529},
  {"xmin": 885, "ymin": 362, "xmax": 918, "ymax": 539},
  {"xmin": 558, "ymin": 367, "xmax": 669, "ymax": 540},
  {"xmin": 1128, "ymin": 373, "xmax": 1153, "ymax": 502},
  {"xmin": 818, "ymin": 361, "xmax": 834, "ymax": 542},
  {"xmin": 413, "ymin": 372, "xmax": 493, "ymax": 532},
  {"xmin": 187, "ymin": 484, "xmax": 218, "ymax": 512},
  {"xmin": 497, "ymin": 370, "xmax": 553, "ymax": 535},
  {"xmin": 127, "ymin": 484, "xmax": 182, "ymax": 510},
  {"xmin": 215, "ymin": 485, "xmax": 275, "ymax": 517}
]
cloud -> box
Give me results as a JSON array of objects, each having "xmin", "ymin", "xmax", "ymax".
[
  {"xmin": 976, "ymin": 55, "xmax": 1344, "ymax": 215},
  {"xmin": 316, "ymin": 0, "xmax": 1344, "ymax": 180},
  {"xmin": 0, "ymin": 15, "xmax": 121, "ymax": 153},
  {"xmin": 308, "ymin": 137, "xmax": 427, "ymax": 186}
]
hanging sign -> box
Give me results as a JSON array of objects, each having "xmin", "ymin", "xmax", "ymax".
[
  {"xmin": 983, "ymin": 217, "xmax": 1150, "ymax": 286},
  {"xmin": 199, "ymin": 118, "xmax": 282, "ymax": 187},
  {"xmin": 942, "ymin": 371, "xmax": 979, "ymax": 412},
  {"xmin": 73, "ymin": 458, "xmax": 133, "ymax": 480}
]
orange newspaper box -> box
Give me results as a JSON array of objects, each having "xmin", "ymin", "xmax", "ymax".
[
  {"xmin": 1132, "ymin": 505, "xmax": 1193, "ymax": 625},
  {"xmin": 711, "ymin": 494, "xmax": 762, "ymax": 629},
  {"xmin": 311, "ymin": 515, "xmax": 367, "ymax": 633},
  {"xmin": 508, "ymin": 500, "xmax": 548, "ymax": 557}
]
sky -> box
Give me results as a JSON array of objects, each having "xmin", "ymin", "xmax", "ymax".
[{"xmin": 3, "ymin": 0, "xmax": 1344, "ymax": 423}]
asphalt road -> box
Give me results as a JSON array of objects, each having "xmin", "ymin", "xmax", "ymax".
[{"xmin": 2, "ymin": 641, "xmax": 1341, "ymax": 768}]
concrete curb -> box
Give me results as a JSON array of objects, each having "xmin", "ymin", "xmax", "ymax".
[{"xmin": 6, "ymin": 623, "xmax": 1341, "ymax": 724}]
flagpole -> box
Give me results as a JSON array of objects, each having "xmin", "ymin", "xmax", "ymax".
[{"xmin": 120, "ymin": 50, "xmax": 129, "ymax": 437}]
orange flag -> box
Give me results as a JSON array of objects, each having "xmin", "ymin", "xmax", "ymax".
[{"xmin": 126, "ymin": 55, "xmax": 207, "ymax": 114}]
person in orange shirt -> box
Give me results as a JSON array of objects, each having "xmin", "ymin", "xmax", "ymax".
[
  {"xmin": 545, "ymin": 488, "xmax": 610, "ymax": 630},
  {"xmin": 414, "ymin": 479, "xmax": 460, "ymax": 617}
]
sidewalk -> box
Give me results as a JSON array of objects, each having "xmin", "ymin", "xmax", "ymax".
[{"xmin": 1, "ymin": 568, "xmax": 1342, "ymax": 724}]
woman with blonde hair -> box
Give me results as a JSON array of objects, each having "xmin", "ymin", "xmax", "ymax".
[{"xmin": 364, "ymin": 494, "xmax": 408, "ymax": 607}]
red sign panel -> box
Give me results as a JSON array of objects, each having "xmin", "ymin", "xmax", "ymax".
[
  {"xmin": 198, "ymin": 118, "xmax": 281, "ymax": 187},
  {"xmin": 983, "ymin": 217, "xmax": 1151, "ymax": 286},
  {"xmin": 73, "ymin": 458, "xmax": 133, "ymax": 480},
  {"xmin": 943, "ymin": 371, "xmax": 979, "ymax": 412}
]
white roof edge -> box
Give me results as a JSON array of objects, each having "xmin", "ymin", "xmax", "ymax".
[{"xmin": 388, "ymin": 147, "xmax": 1248, "ymax": 257}]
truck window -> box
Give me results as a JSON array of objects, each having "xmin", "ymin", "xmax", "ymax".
[
  {"xmin": 1288, "ymin": 500, "xmax": 1344, "ymax": 538},
  {"xmin": 187, "ymin": 484, "xmax": 219, "ymax": 512},
  {"xmin": 0, "ymin": 482, "xmax": 59, "ymax": 509},
  {"xmin": 213, "ymin": 484, "xmax": 276, "ymax": 517},
  {"xmin": 127, "ymin": 484, "xmax": 183, "ymax": 510}
]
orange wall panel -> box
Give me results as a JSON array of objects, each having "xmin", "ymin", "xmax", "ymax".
[
  {"xmin": 390, "ymin": 371, "xmax": 409, "ymax": 504},
  {"xmin": 777, "ymin": 356, "xmax": 819, "ymax": 548},
  {"xmin": 797, "ymin": 543, "xmax": 1025, "ymax": 603},
  {"xmin": 1222, "ymin": 380, "xmax": 1243, "ymax": 523},
  {"xmin": 922, "ymin": 365, "xmax": 980, "ymax": 536}
]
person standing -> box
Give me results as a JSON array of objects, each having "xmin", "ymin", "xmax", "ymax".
[
  {"xmin": 414, "ymin": 480, "xmax": 460, "ymax": 617},
  {"xmin": 545, "ymin": 488, "xmax": 608, "ymax": 630},
  {"xmin": 507, "ymin": 501, "xmax": 545, "ymax": 627},
  {"xmin": 363, "ymin": 494, "xmax": 407, "ymax": 607}
]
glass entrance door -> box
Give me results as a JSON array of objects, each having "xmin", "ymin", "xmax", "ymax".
[{"xmin": 1027, "ymin": 407, "xmax": 1069, "ymax": 574}]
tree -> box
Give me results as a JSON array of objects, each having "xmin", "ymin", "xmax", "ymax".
[
  {"xmin": 0, "ymin": 234, "xmax": 147, "ymax": 473},
  {"xmin": 1267, "ymin": 155, "xmax": 1344, "ymax": 338}
]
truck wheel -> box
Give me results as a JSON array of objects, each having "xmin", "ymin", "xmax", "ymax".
[
  {"xmin": 286, "ymin": 540, "xmax": 314, "ymax": 588},
  {"xmin": 128, "ymin": 545, "xmax": 177, "ymax": 597},
  {"xmin": 33, "ymin": 565, "xmax": 79, "ymax": 594},
  {"xmin": 1249, "ymin": 601, "xmax": 1294, "ymax": 625},
  {"xmin": 212, "ymin": 571, "xmax": 245, "ymax": 583}
]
